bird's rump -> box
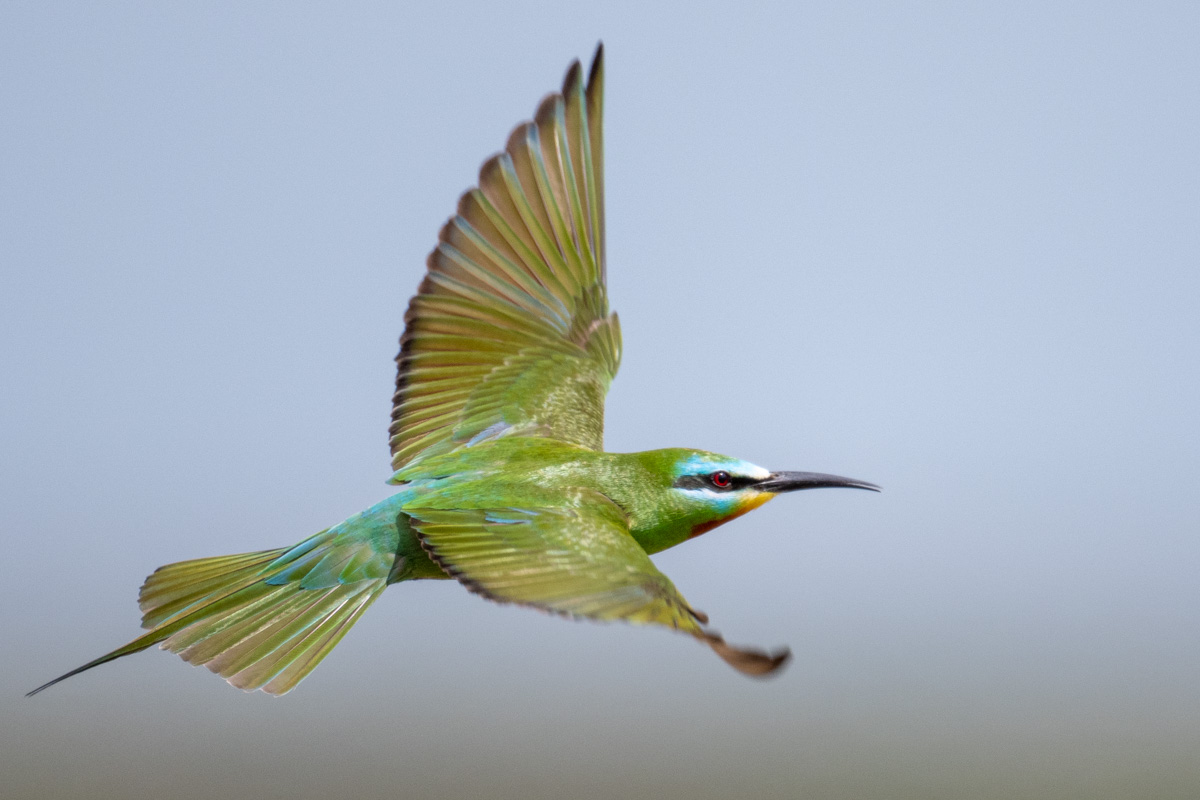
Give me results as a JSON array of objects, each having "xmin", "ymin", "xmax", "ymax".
[{"xmin": 389, "ymin": 46, "xmax": 620, "ymax": 472}]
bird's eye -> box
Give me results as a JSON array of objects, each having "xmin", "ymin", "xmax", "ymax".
[{"xmin": 710, "ymin": 471, "xmax": 732, "ymax": 489}]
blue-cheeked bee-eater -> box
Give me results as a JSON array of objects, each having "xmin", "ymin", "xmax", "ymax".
[{"xmin": 31, "ymin": 45, "xmax": 878, "ymax": 697}]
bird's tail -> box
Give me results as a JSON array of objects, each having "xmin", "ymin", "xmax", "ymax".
[{"xmin": 28, "ymin": 530, "xmax": 392, "ymax": 697}]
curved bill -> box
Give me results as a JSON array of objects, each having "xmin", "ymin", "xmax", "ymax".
[{"xmin": 755, "ymin": 471, "xmax": 880, "ymax": 493}]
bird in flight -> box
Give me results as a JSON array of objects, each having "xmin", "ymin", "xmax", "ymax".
[{"xmin": 30, "ymin": 44, "xmax": 877, "ymax": 697}]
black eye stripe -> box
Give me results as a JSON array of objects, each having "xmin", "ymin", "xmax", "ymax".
[{"xmin": 672, "ymin": 474, "xmax": 757, "ymax": 491}]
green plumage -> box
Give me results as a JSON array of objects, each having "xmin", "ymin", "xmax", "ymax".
[
  {"xmin": 30, "ymin": 44, "xmax": 874, "ymax": 698},
  {"xmin": 388, "ymin": 50, "xmax": 617, "ymax": 470}
]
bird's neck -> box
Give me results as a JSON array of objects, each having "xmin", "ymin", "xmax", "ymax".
[{"xmin": 599, "ymin": 451, "xmax": 767, "ymax": 555}]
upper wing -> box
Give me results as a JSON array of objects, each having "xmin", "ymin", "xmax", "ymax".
[
  {"xmin": 405, "ymin": 488, "xmax": 790, "ymax": 676},
  {"xmin": 389, "ymin": 45, "xmax": 621, "ymax": 472}
]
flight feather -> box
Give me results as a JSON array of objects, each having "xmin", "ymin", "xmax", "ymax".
[{"xmin": 389, "ymin": 45, "xmax": 619, "ymax": 472}]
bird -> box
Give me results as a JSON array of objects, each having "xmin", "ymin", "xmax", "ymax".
[{"xmin": 29, "ymin": 44, "xmax": 878, "ymax": 697}]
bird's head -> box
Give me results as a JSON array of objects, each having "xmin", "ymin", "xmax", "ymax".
[{"xmin": 622, "ymin": 449, "xmax": 879, "ymax": 552}]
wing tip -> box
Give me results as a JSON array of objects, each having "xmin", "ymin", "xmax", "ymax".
[
  {"xmin": 706, "ymin": 634, "xmax": 791, "ymax": 677},
  {"xmin": 563, "ymin": 59, "xmax": 583, "ymax": 97},
  {"xmin": 587, "ymin": 43, "xmax": 604, "ymax": 99},
  {"xmin": 535, "ymin": 92, "xmax": 564, "ymax": 129},
  {"xmin": 589, "ymin": 42, "xmax": 604, "ymax": 83},
  {"xmin": 505, "ymin": 121, "xmax": 536, "ymax": 159}
]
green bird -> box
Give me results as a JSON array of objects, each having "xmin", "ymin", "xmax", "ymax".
[{"xmin": 30, "ymin": 45, "xmax": 877, "ymax": 697}]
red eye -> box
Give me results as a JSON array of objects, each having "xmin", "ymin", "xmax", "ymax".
[{"xmin": 710, "ymin": 471, "xmax": 732, "ymax": 488}]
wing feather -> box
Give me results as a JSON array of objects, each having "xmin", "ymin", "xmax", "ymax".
[
  {"xmin": 406, "ymin": 489, "xmax": 789, "ymax": 676},
  {"xmin": 389, "ymin": 45, "xmax": 619, "ymax": 473}
]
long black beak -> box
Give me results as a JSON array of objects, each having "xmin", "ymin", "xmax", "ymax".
[{"xmin": 754, "ymin": 471, "xmax": 881, "ymax": 494}]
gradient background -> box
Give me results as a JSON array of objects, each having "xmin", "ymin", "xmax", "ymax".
[{"xmin": 3, "ymin": 2, "xmax": 1198, "ymax": 798}]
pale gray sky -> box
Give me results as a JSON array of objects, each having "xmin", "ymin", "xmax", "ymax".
[{"xmin": 3, "ymin": 2, "xmax": 1199, "ymax": 798}]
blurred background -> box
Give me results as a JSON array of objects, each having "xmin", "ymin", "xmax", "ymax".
[{"xmin": 3, "ymin": 2, "xmax": 1198, "ymax": 798}]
